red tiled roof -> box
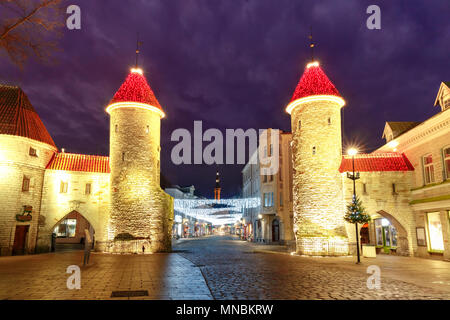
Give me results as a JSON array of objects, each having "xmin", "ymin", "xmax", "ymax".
[
  {"xmin": 290, "ymin": 63, "xmax": 341, "ymax": 102},
  {"xmin": 339, "ymin": 153, "xmax": 414, "ymax": 172},
  {"xmin": 109, "ymin": 70, "xmax": 163, "ymax": 112},
  {"xmin": 46, "ymin": 152, "xmax": 110, "ymax": 173},
  {"xmin": 0, "ymin": 85, "xmax": 56, "ymax": 147}
]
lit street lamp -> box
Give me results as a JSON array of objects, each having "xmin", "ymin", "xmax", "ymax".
[{"xmin": 346, "ymin": 148, "xmax": 361, "ymax": 263}]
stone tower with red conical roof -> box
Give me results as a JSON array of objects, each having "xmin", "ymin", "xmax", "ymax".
[
  {"xmin": 286, "ymin": 61, "xmax": 349, "ymax": 255},
  {"xmin": 106, "ymin": 68, "xmax": 173, "ymax": 253}
]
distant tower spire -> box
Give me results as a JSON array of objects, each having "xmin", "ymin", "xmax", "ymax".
[
  {"xmin": 309, "ymin": 26, "xmax": 315, "ymax": 62},
  {"xmin": 214, "ymin": 170, "xmax": 221, "ymax": 201},
  {"xmin": 135, "ymin": 32, "xmax": 143, "ymax": 68}
]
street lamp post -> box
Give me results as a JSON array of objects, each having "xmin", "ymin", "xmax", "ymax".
[{"xmin": 347, "ymin": 148, "xmax": 361, "ymax": 263}]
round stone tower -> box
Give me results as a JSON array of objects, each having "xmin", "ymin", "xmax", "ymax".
[
  {"xmin": 106, "ymin": 67, "xmax": 173, "ymax": 253},
  {"xmin": 286, "ymin": 61, "xmax": 348, "ymax": 255}
]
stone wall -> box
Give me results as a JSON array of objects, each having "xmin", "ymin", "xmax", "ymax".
[
  {"xmin": 0, "ymin": 135, "xmax": 56, "ymax": 255},
  {"xmin": 290, "ymin": 100, "xmax": 347, "ymax": 255}
]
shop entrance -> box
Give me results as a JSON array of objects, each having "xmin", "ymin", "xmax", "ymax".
[
  {"xmin": 272, "ymin": 219, "xmax": 280, "ymax": 242},
  {"xmin": 12, "ymin": 225, "xmax": 29, "ymax": 255}
]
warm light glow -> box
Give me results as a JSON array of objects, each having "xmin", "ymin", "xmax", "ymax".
[
  {"xmin": 381, "ymin": 218, "xmax": 390, "ymax": 227},
  {"xmin": 106, "ymin": 101, "xmax": 165, "ymax": 118},
  {"xmin": 286, "ymin": 95, "xmax": 345, "ymax": 114},
  {"xmin": 347, "ymin": 148, "xmax": 358, "ymax": 156},
  {"xmin": 130, "ymin": 68, "xmax": 143, "ymax": 75},
  {"xmin": 258, "ymin": 214, "xmax": 262, "ymax": 219},
  {"xmin": 387, "ymin": 140, "xmax": 399, "ymax": 150},
  {"xmin": 306, "ymin": 61, "xmax": 319, "ymax": 68}
]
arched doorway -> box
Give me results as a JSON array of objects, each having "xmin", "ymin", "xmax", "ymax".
[
  {"xmin": 272, "ymin": 219, "xmax": 280, "ymax": 242},
  {"xmin": 373, "ymin": 210, "xmax": 409, "ymax": 256},
  {"xmin": 51, "ymin": 211, "xmax": 94, "ymax": 252}
]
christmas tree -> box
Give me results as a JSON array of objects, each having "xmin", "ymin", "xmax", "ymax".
[{"xmin": 344, "ymin": 196, "xmax": 371, "ymax": 224}]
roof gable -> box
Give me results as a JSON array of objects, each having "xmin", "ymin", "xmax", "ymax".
[
  {"xmin": 0, "ymin": 85, "xmax": 56, "ymax": 147},
  {"xmin": 382, "ymin": 121, "xmax": 421, "ymax": 140}
]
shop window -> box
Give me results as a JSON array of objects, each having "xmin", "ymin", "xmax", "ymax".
[
  {"xmin": 22, "ymin": 176, "xmax": 30, "ymax": 192},
  {"xmin": 54, "ymin": 219, "xmax": 77, "ymax": 238},
  {"xmin": 427, "ymin": 212, "xmax": 444, "ymax": 251},
  {"xmin": 443, "ymin": 147, "xmax": 450, "ymax": 179},
  {"xmin": 60, "ymin": 181, "xmax": 68, "ymax": 193},
  {"xmin": 423, "ymin": 154, "xmax": 435, "ymax": 184}
]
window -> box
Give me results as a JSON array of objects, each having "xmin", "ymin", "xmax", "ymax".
[
  {"xmin": 85, "ymin": 183, "xmax": 91, "ymax": 195},
  {"xmin": 312, "ymin": 146, "xmax": 316, "ymax": 155},
  {"xmin": 263, "ymin": 192, "xmax": 274, "ymax": 207},
  {"xmin": 22, "ymin": 176, "xmax": 30, "ymax": 192},
  {"xmin": 122, "ymin": 152, "xmax": 125, "ymax": 162},
  {"xmin": 29, "ymin": 147, "xmax": 37, "ymax": 157},
  {"xmin": 263, "ymin": 175, "xmax": 267, "ymax": 183},
  {"xmin": 270, "ymin": 144, "xmax": 273, "ymax": 156},
  {"xmin": 60, "ymin": 181, "xmax": 68, "ymax": 193},
  {"xmin": 279, "ymin": 192, "xmax": 283, "ymax": 207},
  {"xmin": 146, "ymin": 125, "xmax": 150, "ymax": 134},
  {"xmin": 362, "ymin": 183, "xmax": 367, "ymax": 194},
  {"xmin": 328, "ymin": 117, "xmax": 331, "ymax": 125},
  {"xmin": 443, "ymin": 147, "xmax": 450, "ymax": 179},
  {"xmin": 115, "ymin": 125, "xmax": 118, "ymax": 133},
  {"xmin": 269, "ymin": 175, "xmax": 273, "ymax": 182},
  {"xmin": 392, "ymin": 183, "xmax": 397, "ymax": 194},
  {"xmin": 427, "ymin": 212, "xmax": 444, "ymax": 251},
  {"xmin": 423, "ymin": 154, "xmax": 435, "ymax": 184},
  {"xmin": 298, "ymin": 120, "xmax": 301, "ymax": 130}
]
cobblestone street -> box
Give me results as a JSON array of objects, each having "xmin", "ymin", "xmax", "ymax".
[{"xmin": 0, "ymin": 235, "xmax": 449, "ymax": 300}]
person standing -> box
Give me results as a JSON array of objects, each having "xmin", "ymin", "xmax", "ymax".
[{"xmin": 83, "ymin": 229, "xmax": 92, "ymax": 266}]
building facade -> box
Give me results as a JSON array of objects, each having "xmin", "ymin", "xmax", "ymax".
[
  {"xmin": 0, "ymin": 67, "xmax": 173, "ymax": 256},
  {"xmin": 242, "ymin": 129, "xmax": 294, "ymax": 247}
]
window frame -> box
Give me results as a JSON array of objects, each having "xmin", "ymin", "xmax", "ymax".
[
  {"xmin": 22, "ymin": 176, "xmax": 30, "ymax": 192},
  {"xmin": 60, "ymin": 181, "xmax": 68, "ymax": 194},
  {"xmin": 422, "ymin": 153, "xmax": 435, "ymax": 185},
  {"xmin": 443, "ymin": 146, "xmax": 450, "ymax": 180},
  {"xmin": 29, "ymin": 147, "xmax": 38, "ymax": 157}
]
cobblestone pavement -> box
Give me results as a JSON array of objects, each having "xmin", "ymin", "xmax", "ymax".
[
  {"xmin": 175, "ymin": 236, "xmax": 450, "ymax": 300},
  {"xmin": 1, "ymin": 235, "xmax": 449, "ymax": 300},
  {"xmin": 0, "ymin": 251, "xmax": 212, "ymax": 300}
]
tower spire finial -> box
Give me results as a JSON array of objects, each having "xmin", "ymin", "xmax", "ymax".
[
  {"xmin": 309, "ymin": 26, "xmax": 315, "ymax": 62},
  {"xmin": 135, "ymin": 32, "xmax": 143, "ymax": 68}
]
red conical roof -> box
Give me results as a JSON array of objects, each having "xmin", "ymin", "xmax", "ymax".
[
  {"xmin": 109, "ymin": 69, "xmax": 163, "ymax": 112},
  {"xmin": 290, "ymin": 62, "xmax": 341, "ymax": 102},
  {"xmin": 0, "ymin": 85, "xmax": 56, "ymax": 147}
]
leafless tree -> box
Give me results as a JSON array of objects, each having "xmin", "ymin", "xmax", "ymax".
[{"xmin": 0, "ymin": 0, "xmax": 65, "ymax": 69}]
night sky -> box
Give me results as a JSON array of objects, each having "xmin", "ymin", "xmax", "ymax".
[{"xmin": 1, "ymin": 0, "xmax": 449, "ymax": 198}]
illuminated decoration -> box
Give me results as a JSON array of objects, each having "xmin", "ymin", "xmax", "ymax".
[
  {"xmin": 130, "ymin": 67, "xmax": 143, "ymax": 75},
  {"xmin": 107, "ymin": 68, "xmax": 164, "ymax": 116},
  {"xmin": 387, "ymin": 140, "xmax": 399, "ymax": 151},
  {"xmin": 339, "ymin": 153, "xmax": 414, "ymax": 172},
  {"xmin": 306, "ymin": 61, "xmax": 319, "ymax": 68},
  {"xmin": 106, "ymin": 102, "xmax": 165, "ymax": 118},
  {"xmin": 174, "ymin": 198, "xmax": 260, "ymax": 226},
  {"xmin": 286, "ymin": 95, "xmax": 345, "ymax": 114}
]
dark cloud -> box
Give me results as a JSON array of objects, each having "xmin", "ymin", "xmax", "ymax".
[{"xmin": 1, "ymin": 0, "xmax": 449, "ymax": 198}]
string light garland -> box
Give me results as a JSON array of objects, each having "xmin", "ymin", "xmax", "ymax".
[
  {"xmin": 109, "ymin": 69, "xmax": 163, "ymax": 113},
  {"xmin": 290, "ymin": 62, "xmax": 341, "ymax": 103}
]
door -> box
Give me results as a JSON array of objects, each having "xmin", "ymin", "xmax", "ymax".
[
  {"xmin": 12, "ymin": 225, "xmax": 29, "ymax": 255},
  {"xmin": 272, "ymin": 220, "xmax": 280, "ymax": 242}
]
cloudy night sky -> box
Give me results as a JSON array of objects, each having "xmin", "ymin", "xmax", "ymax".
[{"xmin": 1, "ymin": 0, "xmax": 449, "ymax": 198}]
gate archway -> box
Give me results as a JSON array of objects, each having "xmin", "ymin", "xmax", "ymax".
[
  {"xmin": 51, "ymin": 211, "xmax": 94, "ymax": 252},
  {"xmin": 375, "ymin": 210, "xmax": 409, "ymax": 255}
]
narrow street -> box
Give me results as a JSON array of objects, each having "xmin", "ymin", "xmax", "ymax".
[{"xmin": 0, "ymin": 235, "xmax": 449, "ymax": 300}]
